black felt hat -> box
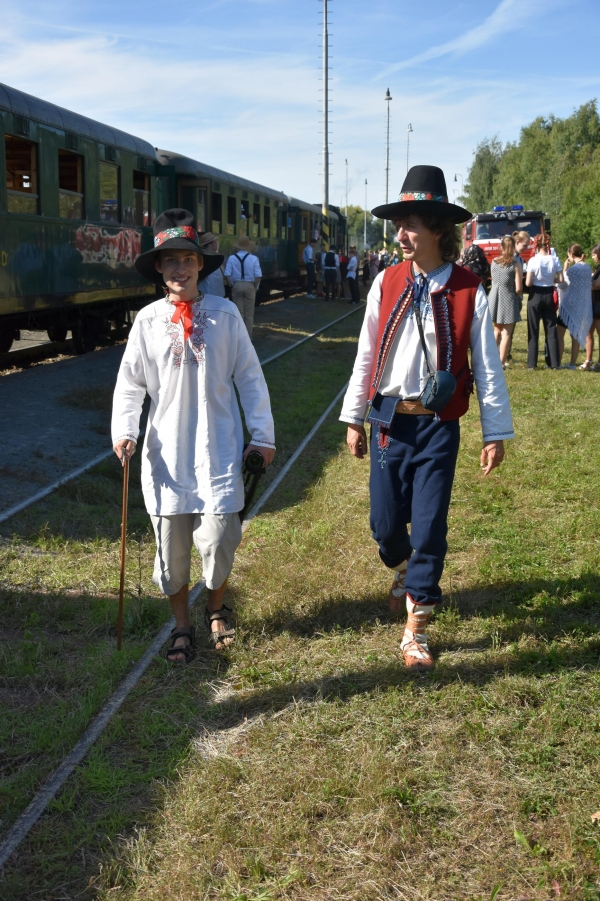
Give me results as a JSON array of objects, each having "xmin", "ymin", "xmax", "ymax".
[
  {"xmin": 371, "ymin": 165, "xmax": 471, "ymax": 223},
  {"xmin": 134, "ymin": 208, "xmax": 224, "ymax": 284}
]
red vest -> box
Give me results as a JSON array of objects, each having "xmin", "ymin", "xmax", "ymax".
[{"xmin": 369, "ymin": 260, "xmax": 480, "ymax": 421}]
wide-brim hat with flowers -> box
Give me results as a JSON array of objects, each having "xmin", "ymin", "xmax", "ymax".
[
  {"xmin": 371, "ymin": 165, "xmax": 471, "ymax": 224},
  {"xmin": 135, "ymin": 208, "xmax": 224, "ymax": 284}
]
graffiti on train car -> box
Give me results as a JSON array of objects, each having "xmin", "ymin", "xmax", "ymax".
[{"xmin": 74, "ymin": 226, "xmax": 142, "ymax": 268}]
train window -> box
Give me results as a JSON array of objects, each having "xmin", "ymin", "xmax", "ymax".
[
  {"xmin": 211, "ymin": 191, "xmax": 222, "ymax": 233},
  {"xmin": 239, "ymin": 199, "xmax": 249, "ymax": 235},
  {"xmin": 252, "ymin": 202, "xmax": 260, "ymax": 238},
  {"xmin": 133, "ymin": 170, "xmax": 149, "ymax": 226},
  {"xmin": 263, "ymin": 204, "xmax": 270, "ymax": 237},
  {"xmin": 5, "ymin": 135, "xmax": 39, "ymax": 214},
  {"xmin": 197, "ymin": 187, "xmax": 207, "ymax": 232},
  {"xmin": 99, "ymin": 161, "xmax": 120, "ymax": 223},
  {"xmin": 59, "ymin": 150, "xmax": 84, "ymax": 219},
  {"xmin": 226, "ymin": 195, "xmax": 236, "ymax": 235},
  {"xmin": 301, "ymin": 216, "xmax": 307, "ymax": 243}
]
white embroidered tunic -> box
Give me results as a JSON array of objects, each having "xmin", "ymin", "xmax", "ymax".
[
  {"xmin": 111, "ymin": 294, "xmax": 275, "ymax": 516},
  {"xmin": 340, "ymin": 265, "xmax": 514, "ymax": 443}
]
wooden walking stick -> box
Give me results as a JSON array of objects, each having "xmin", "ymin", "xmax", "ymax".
[{"xmin": 117, "ymin": 453, "xmax": 130, "ymax": 651}]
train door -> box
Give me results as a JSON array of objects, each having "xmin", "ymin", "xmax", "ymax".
[{"xmin": 178, "ymin": 179, "xmax": 209, "ymax": 232}]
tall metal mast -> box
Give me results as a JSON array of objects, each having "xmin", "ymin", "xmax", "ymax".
[
  {"xmin": 364, "ymin": 178, "xmax": 367, "ymax": 247},
  {"xmin": 384, "ymin": 88, "xmax": 392, "ymax": 241},
  {"xmin": 321, "ymin": 0, "xmax": 329, "ymax": 251}
]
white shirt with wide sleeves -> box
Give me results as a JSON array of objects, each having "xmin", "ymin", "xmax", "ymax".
[{"xmin": 112, "ymin": 294, "xmax": 275, "ymax": 516}]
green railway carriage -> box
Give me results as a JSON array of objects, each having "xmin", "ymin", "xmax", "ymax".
[
  {"xmin": 0, "ymin": 83, "xmax": 159, "ymax": 352},
  {"xmin": 0, "ymin": 83, "xmax": 349, "ymax": 349},
  {"xmin": 157, "ymin": 150, "xmax": 314, "ymax": 299},
  {"xmin": 281, "ymin": 197, "xmax": 344, "ymax": 287},
  {"xmin": 155, "ymin": 153, "xmax": 347, "ymax": 298}
]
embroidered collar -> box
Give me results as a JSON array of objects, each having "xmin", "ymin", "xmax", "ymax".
[
  {"xmin": 165, "ymin": 293, "xmax": 202, "ymax": 306},
  {"xmin": 410, "ymin": 262, "xmax": 449, "ymax": 284}
]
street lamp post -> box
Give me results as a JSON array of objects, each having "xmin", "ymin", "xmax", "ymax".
[
  {"xmin": 345, "ymin": 159, "xmax": 348, "ymax": 217},
  {"xmin": 406, "ymin": 123, "xmax": 413, "ymax": 174},
  {"xmin": 454, "ymin": 173, "xmax": 464, "ymax": 198},
  {"xmin": 384, "ymin": 88, "xmax": 392, "ymax": 242},
  {"xmin": 364, "ymin": 178, "xmax": 367, "ymax": 248},
  {"xmin": 321, "ymin": 0, "xmax": 330, "ymax": 251}
]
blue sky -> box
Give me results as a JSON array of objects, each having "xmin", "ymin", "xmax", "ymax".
[{"xmin": 1, "ymin": 0, "xmax": 599, "ymax": 211}]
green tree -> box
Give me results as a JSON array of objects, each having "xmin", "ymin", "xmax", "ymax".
[
  {"xmin": 463, "ymin": 137, "xmax": 504, "ymax": 212},
  {"xmin": 345, "ymin": 204, "xmax": 385, "ymax": 248},
  {"xmin": 463, "ymin": 101, "xmax": 600, "ymax": 256}
]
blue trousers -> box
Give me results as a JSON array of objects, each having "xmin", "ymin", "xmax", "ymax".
[{"xmin": 369, "ymin": 414, "xmax": 460, "ymax": 606}]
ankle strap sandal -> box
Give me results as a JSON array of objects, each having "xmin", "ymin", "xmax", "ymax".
[{"xmin": 204, "ymin": 604, "xmax": 236, "ymax": 650}]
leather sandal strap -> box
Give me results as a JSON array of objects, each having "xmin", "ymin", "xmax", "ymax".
[
  {"xmin": 402, "ymin": 638, "xmax": 434, "ymax": 667},
  {"xmin": 169, "ymin": 627, "xmax": 195, "ymax": 643},
  {"xmin": 406, "ymin": 610, "xmax": 433, "ymax": 633},
  {"xmin": 206, "ymin": 604, "xmax": 232, "ymax": 624},
  {"xmin": 208, "ymin": 627, "xmax": 236, "ymax": 648}
]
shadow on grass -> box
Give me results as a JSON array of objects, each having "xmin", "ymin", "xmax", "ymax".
[{"xmin": 214, "ymin": 572, "xmax": 600, "ymax": 722}]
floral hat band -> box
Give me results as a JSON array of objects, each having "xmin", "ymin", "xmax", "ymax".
[
  {"xmin": 398, "ymin": 191, "xmax": 448, "ymax": 203},
  {"xmin": 154, "ymin": 225, "xmax": 199, "ymax": 248}
]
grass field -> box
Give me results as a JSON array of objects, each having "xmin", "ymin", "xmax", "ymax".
[{"xmin": 2, "ymin": 316, "xmax": 600, "ymax": 900}]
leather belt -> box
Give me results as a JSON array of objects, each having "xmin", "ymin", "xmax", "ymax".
[{"xmin": 395, "ymin": 399, "xmax": 434, "ymax": 415}]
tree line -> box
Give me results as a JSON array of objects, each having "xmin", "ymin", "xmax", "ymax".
[{"xmin": 462, "ymin": 100, "xmax": 600, "ymax": 257}]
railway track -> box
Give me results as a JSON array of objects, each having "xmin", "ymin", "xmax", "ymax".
[
  {"xmin": 0, "ymin": 302, "xmax": 364, "ymax": 525},
  {"xmin": 0, "ymin": 381, "xmax": 349, "ymax": 869},
  {"xmin": 0, "ymin": 293, "xmax": 291, "ymax": 374},
  {"xmin": 0, "ymin": 298, "xmax": 362, "ymax": 866}
]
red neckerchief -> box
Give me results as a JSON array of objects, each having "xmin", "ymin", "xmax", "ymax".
[{"xmin": 169, "ymin": 294, "xmax": 201, "ymax": 340}]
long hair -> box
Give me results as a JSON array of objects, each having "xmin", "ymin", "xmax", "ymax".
[
  {"xmin": 534, "ymin": 233, "xmax": 550, "ymax": 253},
  {"xmin": 494, "ymin": 235, "xmax": 515, "ymax": 267},
  {"xmin": 591, "ymin": 243, "xmax": 600, "ymax": 259},
  {"xmin": 419, "ymin": 213, "xmax": 462, "ymax": 262}
]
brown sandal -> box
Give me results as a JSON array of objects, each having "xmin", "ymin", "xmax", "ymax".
[
  {"xmin": 204, "ymin": 605, "xmax": 236, "ymax": 650},
  {"xmin": 165, "ymin": 626, "xmax": 196, "ymax": 665}
]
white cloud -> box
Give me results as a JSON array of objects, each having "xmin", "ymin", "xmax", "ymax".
[
  {"xmin": 376, "ymin": 0, "xmax": 550, "ymax": 78},
  {"xmin": 0, "ymin": 0, "xmax": 596, "ymax": 212}
]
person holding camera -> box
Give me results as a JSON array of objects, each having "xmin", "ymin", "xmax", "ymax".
[
  {"xmin": 112, "ymin": 209, "xmax": 275, "ymax": 661},
  {"xmin": 340, "ymin": 167, "xmax": 513, "ymax": 673}
]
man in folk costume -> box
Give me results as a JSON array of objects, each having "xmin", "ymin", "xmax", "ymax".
[
  {"xmin": 340, "ymin": 167, "xmax": 513, "ymax": 672},
  {"xmin": 112, "ymin": 209, "xmax": 275, "ymax": 662}
]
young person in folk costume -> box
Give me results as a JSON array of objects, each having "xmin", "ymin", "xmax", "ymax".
[
  {"xmin": 340, "ymin": 166, "xmax": 513, "ymax": 672},
  {"xmin": 112, "ymin": 209, "xmax": 275, "ymax": 662}
]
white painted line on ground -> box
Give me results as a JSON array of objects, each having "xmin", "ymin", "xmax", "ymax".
[
  {"xmin": 0, "ymin": 306, "xmax": 363, "ymax": 527},
  {"xmin": 0, "ymin": 382, "xmax": 349, "ymax": 868}
]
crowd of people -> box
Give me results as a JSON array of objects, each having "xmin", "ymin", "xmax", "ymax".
[
  {"xmin": 303, "ymin": 241, "xmax": 362, "ymax": 303},
  {"xmin": 459, "ymin": 231, "xmax": 600, "ymax": 370}
]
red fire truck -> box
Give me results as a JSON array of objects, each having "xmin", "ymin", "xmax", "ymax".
[{"xmin": 461, "ymin": 206, "xmax": 551, "ymax": 265}]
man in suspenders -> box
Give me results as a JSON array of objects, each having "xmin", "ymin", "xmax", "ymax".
[
  {"xmin": 224, "ymin": 236, "xmax": 262, "ymax": 337},
  {"xmin": 340, "ymin": 166, "xmax": 513, "ymax": 672}
]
